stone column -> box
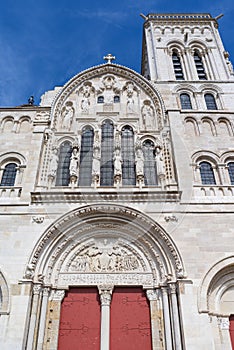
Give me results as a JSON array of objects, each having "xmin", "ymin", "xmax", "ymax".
[
  {"xmin": 161, "ymin": 286, "xmax": 173, "ymax": 350},
  {"xmin": 26, "ymin": 284, "xmax": 41, "ymax": 350},
  {"xmin": 46, "ymin": 290, "xmax": 65, "ymax": 350},
  {"xmin": 98, "ymin": 286, "xmax": 113, "ymax": 350},
  {"xmin": 146, "ymin": 289, "xmax": 164, "ymax": 350},
  {"xmin": 37, "ymin": 287, "xmax": 50, "ymax": 350},
  {"xmin": 169, "ymin": 283, "xmax": 182, "ymax": 350}
]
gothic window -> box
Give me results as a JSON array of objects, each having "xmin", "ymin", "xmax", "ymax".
[
  {"xmin": 100, "ymin": 120, "xmax": 114, "ymax": 186},
  {"xmin": 79, "ymin": 127, "xmax": 94, "ymax": 186},
  {"xmin": 194, "ymin": 51, "xmax": 207, "ymax": 80},
  {"xmin": 180, "ymin": 93, "xmax": 192, "ymax": 109},
  {"xmin": 199, "ymin": 161, "xmax": 216, "ymax": 185},
  {"xmin": 228, "ymin": 162, "xmax": 234, "ymax": 185},
  {"xmin": 121, "ymin": 126, "xmax": 136, "ymax": 186},
  {"xmin": 97, "ymin": 96, "xmax": 104, "ymax": 103},
  {"xmin": 0, "ymin": 163, "xmax": 17, "ymax": 186},
  {"xmin": 172, "ymin": 51, "xmax": 184, "ymax": 80},
  {"xmin": 204, "ymin": 93, "xmax": 217, "ymax": 110},
  {"xmin": 56, "ymin": 141, "xmax": 72, "ymax": 186},
  {"xmin": 143, "ymin": 140, "xmax": 157, "ymax": 186},
  {"xmin": 114, "ymin": 96, "xmax": 120, "ymax": 103}
]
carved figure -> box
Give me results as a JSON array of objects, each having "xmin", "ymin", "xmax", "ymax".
[
  {"xmin": 62, "ymin": 103, "xmax": 74, "ymax": 130},
  {"xmin": 69, "ymin": 147, "xmax": 79, "ymax": 176},
  {"xmin": 127, "ymin": 96, "xmax": 135, "ymax": 113},
  {"xmin": 48, "ymin": 147, "xmax": 59, "ymax": 177},
  {"xmin": 92, "ymin": 147, "xmax": 100, "ymax": 176},
  {"xmin": 81, "ymin": 85, "xmax": 91, "ymax": 112},
  {"xmin": 114, "ymin": 148, "xmax": 122, "ymax": 175},
  {"xmin": 135, "ymin": 148, "xmax": 144, "ymax": 176},
  {"xmin": 155, "ymin": 147, "xmax": 165, "ymax": 176},
  {"xmin": 142, "ymin": 103, "xmax": 155, "ymax": 129}
]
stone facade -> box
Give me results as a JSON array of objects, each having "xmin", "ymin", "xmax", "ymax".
[{"xmin": 0, "ymin": 12, "xmax": 234, "ymax": 350}]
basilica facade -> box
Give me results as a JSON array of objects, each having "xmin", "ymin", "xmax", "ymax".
[{"xmin": 0, "ymin": 13, "xmax": 234, "ymax": 350}]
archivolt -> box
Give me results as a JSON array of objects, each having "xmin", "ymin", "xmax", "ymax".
[{"xmin": 23, "ymin": 204, "xmax": 185, "ymax": 287}]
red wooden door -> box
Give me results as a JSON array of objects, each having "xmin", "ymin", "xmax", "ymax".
[
  {"xmin": 110, "ymin": 287, "xmax": 152, "ymax": 350},
  {"xmin": 58, "ymin": 287, "xmax": 100, "ymax": 350},
  {"xmin": 230, "ymin": 315, "xmax": 234, "ymax": 349}
]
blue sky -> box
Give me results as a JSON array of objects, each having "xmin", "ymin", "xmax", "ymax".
[{"xmin": 0, "ymin": 0, "xmax": 233, "ymax": 107}]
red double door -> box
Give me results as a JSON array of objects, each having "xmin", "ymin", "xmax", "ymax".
[{"xmin": 58, "ymin": 287, "xmax": 152, "ymax": 350}]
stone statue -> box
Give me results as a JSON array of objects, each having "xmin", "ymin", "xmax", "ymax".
[
  {"xmin": 69, "ymin": 147, "xmax": 79, "ymax": 177},
  {"xmin": 114, "ymin": 148, "xmax": 122, "ymax": 175},
  {"xmin": 81, "ymin": 85, "xmax": 91, "ymax": 112},
  {"xmin": 92, "ymin": 147, "xmax": 100, "ymax": 177},
  {"xmin": 135, "ymin": 148, "xmax": 144, "ymax": 176},
  {"xmin": 142, "ymin": 103, "xmax": 155, "ymax": 129},
  {"xmin": 62, "ymin": 103, "xmax": 74, "ymax": 130},
  {"xmin": 155, "ymin": 147, "xmax": 165, "ymax": 176},
  {"xmin": 48, "ymin": 147, "xmax": 59, "ymax": 177}
]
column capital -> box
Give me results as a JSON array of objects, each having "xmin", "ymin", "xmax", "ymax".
[
  {"xmin": 168, "ymin": 282, "xmax": 177, "ymax": 294},
  {"xmin": 146, "ymin": 289, "xmax": 159, "ymax": 301},
  {"xmin": 50, "ymin": 289, "xmax": 65, "ymax": 302},
  {"xmin": 98, "ymin": 285, "xmax": 113, "ymax": 306},
  {"xmin": 33, "ymin": 284, "xmax": 41, "ymax": 295}
]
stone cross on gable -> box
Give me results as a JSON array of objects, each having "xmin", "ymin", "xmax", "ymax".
[{"xmin": 104, "ymin": 53, "xmax": 116, "ymax": 64}]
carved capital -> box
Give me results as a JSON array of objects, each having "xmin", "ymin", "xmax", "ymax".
[
  {"xmin": 146, "ymin": 289, "xmax": 159, "ymax": 301},
  {"xmin": 33, "ymin": 284, "xmax": 41, "ymax": 295},
  {"xmin": 98, "ymin": 285, "xmax": 113, "ymax": 306},
  {"xmin": 169, "ymin": 283, "xmax": 177, "ymax": 294},
  {"xmin": 50, "ymin": 289, "xmax": 65, "ymax": 302}
]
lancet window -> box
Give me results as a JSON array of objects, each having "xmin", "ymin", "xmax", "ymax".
[
  {"xmin": 78, "ymin": 127, "xmax": 94, "ymax": 186},
  {"xmin": 121, "ymin": 126, "xmax": 136, "ymax": 186},
  {"xmin": 56, "ymin": 141, "xmax": 72, "ymax": 186},
  {"xmin": 143, "ymin": 140, "xmax": 157, "ymax": 186}
]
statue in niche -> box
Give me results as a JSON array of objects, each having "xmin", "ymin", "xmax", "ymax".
[
  {"xmin": 135, "ymin": 147, "xmax": 144, "ymax": 176},
  {"xmin": 155, "ymin": 146, "xmax": 165, "ymax": 176},
  {"xmin": 81, "ymin": 84, "xmax": 91, "ymax": 113},
  {"xmin": 92, "ymin": 146, "xmax": 100, "ymax": 185},
  {"xmin": 69, "ymin": 146, "xmax": 79, "ymax": 177},
  {"xmin": 114, "ymin": 148, "xmax": 122, "ymax": 176},
  {"xmin": 61, "ymin": 102, "xmax": 74, "ymax": 130},
  {"xmin": 48, "ymin": 146, "xmax": 59, "ymax": 178},
  {"xmin": 142, "ymin": 102, "xmax": 155, "ymax": 129},
  {"xmin": 126, "ymin": 82, "xmax": 135, "ymax": 113}
]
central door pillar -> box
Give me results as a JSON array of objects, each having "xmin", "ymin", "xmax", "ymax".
[{"xmin": 98, "ymin": 285, "xmax": 113, "ymax": 350}]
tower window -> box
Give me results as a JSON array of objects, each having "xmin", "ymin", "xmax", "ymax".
[
  {"xmin": 194, "ymin": 51, "xmax": 207, "ymax": 80},
  {"xmin": 143, "ymin": 140, "xmax": 157, "ymax": 186},
  {"xmin": 56, "ymin": 141, "xmax": 72, "ymax": 186},
  {"xmin": 228, "ymin": 162, "xmax": 234, "ymax": 185},
  {"xmin": 172, "ymin": 52, "xmax": 184, "ymax": 80},
  {"xmin": 180, "ymin": 93, "xmax": 192, "ymax": 109},
  {"xmin": 114, "ymin": 96, "xmax": 120, "ymax": 103},
  {"xmin": 199, "ymin": 161, "xmax": 216, "ymax": 185},
  {"xmin": 0, "ymin": 163, "xmax": 17, "ymax": 186},
  {"xmin": 204, "ymin": 93, "xmax": 217, "ymax": 110}
]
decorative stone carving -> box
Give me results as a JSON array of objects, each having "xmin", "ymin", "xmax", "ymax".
[
  {"xmin": 69, "ymin": 241, "xmax": 141, "ymax": 273},
  {"xmin": 61, "ymin": 101, "xmax": 74, "ymax": 130},
  {"xmin": 224, "ymin": 51, "xmax": 234, "ymax": 75},
  {"xmin": 32, "ymin": 215, "xmax": 45, "ymax": 224},
  {"xmin": 164, "ymin": 215, "xmax": 178, "ymax": 222},
  {"xmin": 34, "ymin": 111, "xmax": 50, "ymax": 122},
  {"xmin": 146, "ymin": 289, "xmax": 159, "ymax": 301},
  {"xmin": 80, "ymin": 82, "xmax": 94, "ymax": 113},
  {"xmin": 69, "ymin": 143, "xmax": 80, "ymax": 185},
  {"xmin": 48, "ymin": 146, "xmax": 59, "ymax": 187},
  {"xmin": 98, "ymin": 285, "xmax": 113, "ymax": 306},
  {"xmin": 50, "ymin": 289, "xmax": 65, "ymax": 302},
  {"xmin": 142, "ymin": 100, "xmax": 156, "ymax": 130}
]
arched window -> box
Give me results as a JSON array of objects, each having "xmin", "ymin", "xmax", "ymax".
[
  {"xmin": 180, "ymin": 93, "xmax": 192, "ymax": 109},
  {"xmin": 114, "ymin": 96, "xmax": 120, "ymax": 103},
  {"xmin": 172, "ymin": 51, "xmax": 184, "ymax": 80},
  {"xmin": 79, "ymin": 127, "xmax": 94, "ymax": 186},
  {"xmin": 143, "ymin": 140, "xmax": 157, "ymax": 186},
  {"xmin": 0, "ymin": 163, "xmax": 17, "ymax": 186},
  {"xmin": 199, "ymin": 161, "xmax": 216, "ymax": 185},
  {"xmin": 204, "ymin": 93, "xmax": 217, "ymax": 110},
  {"xmin": 97, "ymin": 96, "xmax": 104, "ymax": 103},
  {"xmin": 228, "ymin": 162, "xmax": 234, "ymax": 185},
  {"xmin": 194, "ymin": 51, "xmax": 207, "ymax": 80},
  {"xmin": 100, "ymin": 120, "xmax": 114, "ymax": 186},
  {"xmin": 56, "ymin": 141, "xmax": 72, "ymax": 186},
  {"xmin": 121, "ymin": 126, "xmax": 136, "ymax": 186}
]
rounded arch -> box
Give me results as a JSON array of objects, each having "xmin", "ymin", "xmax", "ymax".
[
  {"xmin": 199, "ymin": 256, "xmax": 234, "ymax": 315},
  {"xmin": 192, "ymin": 150, "xmax": 219, "ymax": 164},
  {"xmin": 50, "ymin": 63, "xmax": 166, "ymax": 130},
  {"xmin": 23, "ymin": 204, "xmax": 186, "ymax": 288}
]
